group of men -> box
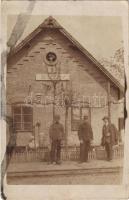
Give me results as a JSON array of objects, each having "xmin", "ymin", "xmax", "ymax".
[{"xmin": 49, "ymin": 114, "xmax": 118, "ymax": 165}]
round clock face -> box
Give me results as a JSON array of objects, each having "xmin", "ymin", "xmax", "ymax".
[{"xmin": 46, "ymin": 52, "xmax": 57, "ymax": 63}]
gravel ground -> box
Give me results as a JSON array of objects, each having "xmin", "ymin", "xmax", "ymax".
[{"xmin": 8, "ymin": 171, "xmax": 122, "ymax": 185}]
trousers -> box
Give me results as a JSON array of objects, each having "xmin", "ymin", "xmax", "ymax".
[
  {"xmin": 105, "ymin": 142, "xmax": 113, "ymax": 160},
  {"xmin": 80, "ymin": 140, "xmax": 90, "ymax": 162},
  {"xmin": 50, "ymin": 140, "xmax": 61, "ymax": 163}
]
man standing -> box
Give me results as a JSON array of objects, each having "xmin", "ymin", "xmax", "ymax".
[
  {"xmin": 78, "ymin": 115, "xmax": 93, "ymax": 163},
  {"xmin": 49, "ymin": 114, "xmax": 64, "ymax": 164},
  {"xmin": 101, "ymin": 116, "xmax": 118, "ymax": 161}
]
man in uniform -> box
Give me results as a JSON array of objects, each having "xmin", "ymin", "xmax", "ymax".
[
  {"xmin": 49, "ymin": 114, "xmax": 64, "ymax": 164},
  {"xmin": 101, "ymin": 116, "xmax": 118, "ymax": 161},
  {"xmin": 78, "ymin": 115, "xmax": 93, "ymax": 163}
]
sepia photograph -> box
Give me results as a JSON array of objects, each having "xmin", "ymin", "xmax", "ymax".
[
  {"xmin": 6, "ymin": 15, "xmax": 125, "ymax": 185},
  {"xmin": 1, "ymin": 1, "xmax": 129, "ymax": 200}
]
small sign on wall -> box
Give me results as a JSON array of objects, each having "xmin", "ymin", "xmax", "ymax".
[{"xmin": 36, "ymin": 74, "xmax": 70, "ymax": 81}]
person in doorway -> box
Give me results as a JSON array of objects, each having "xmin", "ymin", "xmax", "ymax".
[
  {"xmin": 49, "ymin": 114, "xmax": 64, "ymax": 165},
  {"xmin": 78, "ymin": 115, "xmax": 93, "ymax": 163},
  {"xmin": 101, "ymin": 116, "xmax": 118, "ymax": 161}
]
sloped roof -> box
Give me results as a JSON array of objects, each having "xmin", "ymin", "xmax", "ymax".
[{"xmin": 8, "ymin": 16, "xmax": 124, "ymax": 93}]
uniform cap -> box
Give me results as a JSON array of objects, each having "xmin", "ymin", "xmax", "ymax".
[{"xmin": 102, "ymin": 116, "xmax": 109, "ymax": 121}]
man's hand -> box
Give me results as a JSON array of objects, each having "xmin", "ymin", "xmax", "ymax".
[
  {"xmin": 49, "ymin": 138, "xmax": 52, "ymax": 145},
  {"xmin": 80, "ymin": 140, "xmax": 83, "ymax": 144},
  {"xmin": 90, "ymin": 140, "xmax": 94, "ymax": 145},
  {"xmin": 61, "ymin": 139, "xmax": 65, "ymax": 146},
  {"xmin": 47, "ymin": 143, "xmax": 51, "ymax": 151}
]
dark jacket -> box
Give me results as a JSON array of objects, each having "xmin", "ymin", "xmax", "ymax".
[
  {"xmin": 49, "ymin": 122, "xmax": 64, "ymax": 141},
  {"xmin": 101, "ymin": 123, "xmax": 118, "ymax": 146},
  {"xmin": 78, "ymin": 121, "xmax": 93, "ymax": 142}
]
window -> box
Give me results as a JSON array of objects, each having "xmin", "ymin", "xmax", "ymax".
[
  {"xmin": 13, "ymin": 105, "xmax": 33, "ymax": 131},
  {"xmin": 71, "ymin": 106, "xmax": 91, "ymax": 131}
]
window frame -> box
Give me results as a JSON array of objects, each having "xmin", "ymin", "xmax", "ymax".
[
  {"xmin": 12, "ymin": 104, "xmax": 33, "ymax": 132},
  {"xmin": 71, "ymin": 106, "xmax": 91, "ymax": 131}
]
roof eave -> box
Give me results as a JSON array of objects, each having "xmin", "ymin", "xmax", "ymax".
[
  {"xmin": 7, "ymin": 16, "xmax": 124, "ymax": 94},
  {"xmin": 60, "ymin": 28, "xmax": 124, "ymax": 93}
]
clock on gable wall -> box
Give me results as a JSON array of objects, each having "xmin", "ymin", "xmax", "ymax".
[
  {"xmin": 44, "ymin": 50, "xmax": 59, "ymax": 66},
  {"xmin": 46, "ymin": 52, "xmax": 57, "ymax": 64}
]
